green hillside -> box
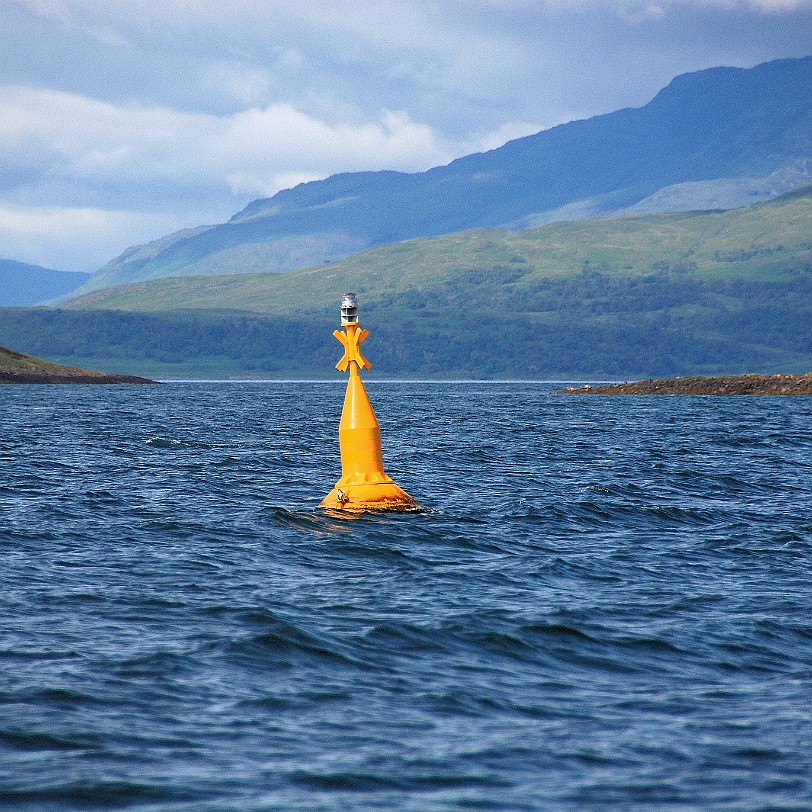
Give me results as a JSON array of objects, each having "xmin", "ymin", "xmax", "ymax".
[
  {"xmin": 64, "ymin": 185, "xmax": 812, "ymax": 315},
  {"xmin": 3, "ymin": 187, "xmax": 810, "ymax": 379},
  {"xmin": 0, "ymin": 345, "xmax": 156, "ymax": 383},
  {"xmin": 0, "ymin": 345, "xmax": 75, "ymax": 372}
]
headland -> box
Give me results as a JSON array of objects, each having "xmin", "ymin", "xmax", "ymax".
[
  {"xmin": 0, "ymin": 346, "xmax": 158, "ymax": 384},
  {"xmin": 559, "ymin": 373, "xmax": 812, "ymax": 395}
]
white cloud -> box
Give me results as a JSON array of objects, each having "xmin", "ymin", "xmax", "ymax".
[
  {"xmin": 745, "ymin": 0, "xmax": 811, "ymax": 8},
  {"xmin": 199, "ymin": 61, "xmax": 272, "ymax": 107},
  {"xmin": 19, "ymin": 0, "xmax": 72, "ymax": 23},
  {"xmin": 86, "ymin": 24, "xmax": 131, "ymax": 48},
  {"xmin": 0, "ymin": 203, "xmax": 191, "ymax": 271},
  {"xmin": 460, "ymin": 121, "xmax": 545, "ymax": 154},
  {"xmin": 0, "ymin": 83, "xmax": 528, "ymax": 268},
  {"xmin": 526, "ymin": 0, "xmax": 811, "ymax": 8},
  {"xmin": 218, "ymin": 106, "xmax": 454, "ymax": 192},
  {"xmin": 0, "ymin": 85, "xmax": 466, "ymax": 193}
]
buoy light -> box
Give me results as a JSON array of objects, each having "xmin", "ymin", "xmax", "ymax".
[{"xmin": 340, "ymin": 293, "xmax": 359, "ymax": 325}]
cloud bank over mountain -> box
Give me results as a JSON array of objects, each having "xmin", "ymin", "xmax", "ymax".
[{"xmin": 1, "ymin": 0, "xmax": 811, "ymax": 270}]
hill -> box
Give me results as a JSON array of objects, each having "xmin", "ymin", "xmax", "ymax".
[
  {"xmin": 73, "ymin": 55, "xmax": 812, "ymax": 295},
  {"xmin": 2, "ymin": 185, "xmax": 809, "ymax": 379},
  {"xmin": 0, "ymin": 346, "xmax": 157, "ymax": 384},
  {"xmin": 61, "ymin": 183, "xmax": 812, "ymax": 317},
  {"xmin": 0, "ymin": 259, "xmax": 90, "ymax": 306}
]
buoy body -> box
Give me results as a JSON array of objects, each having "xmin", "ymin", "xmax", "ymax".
[{"xmin": 319, "ymin": 308, "xmax": 420, "ymax": 512}]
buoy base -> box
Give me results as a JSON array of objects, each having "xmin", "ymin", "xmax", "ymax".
[{"xmin": 319, "ymin": 481, "xmax": 421, "ymax": 513}]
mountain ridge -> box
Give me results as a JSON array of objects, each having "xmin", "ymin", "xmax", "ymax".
[
  {"xmin": 0, "ymin": 259, "xmax": 90, "ymax": 306},
  {"xmin": 73, "ymin": 55, "xmax": 812, "ymax": 295},
  {"xmin": 61, "ymin": 182, "xmax": 812, "ymax": 316}
]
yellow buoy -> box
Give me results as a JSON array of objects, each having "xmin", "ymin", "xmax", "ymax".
[{"xmin": 319, "ymin": 294, "xmax": 421, "ymax": 512}]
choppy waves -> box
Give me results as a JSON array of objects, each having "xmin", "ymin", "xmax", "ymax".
[{"xmin": 2, "ymin": 382, "xmax": 811, "ymax": 809}]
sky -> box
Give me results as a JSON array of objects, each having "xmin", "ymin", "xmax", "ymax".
[{"xmin": 2, "ymin": 0, "xmax": 812, "ymax": 272}]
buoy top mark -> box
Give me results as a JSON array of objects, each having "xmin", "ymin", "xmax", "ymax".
[{"xmin": 333, "ymin": 327, "xmax": 371, "ymax": 372}]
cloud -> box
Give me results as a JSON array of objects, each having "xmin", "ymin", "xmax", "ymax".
[
  {"xmin": 0, "ymin": 203, "xmax": 187, "ymax": 271},
  {"xmin": 199, "ymin": 61, "xmax": 272, "ymax": 108},
  {"xmin": 1, "ymin": 0, "xmax": 811, "ymax": 271},
  {"xmin": 0, "ymin": 85, "xmax": 466, "ymax": 197},
  {"xmin": 514, "ymin": 0, "xmax": 812, "ymax": 8},
  {"xmin": 0, "ymin": 83, "xmax": 518, "ymax": 268},
  {"xmin": 6, "ymin": 2, "xmax": 811, "ymax": 129}
]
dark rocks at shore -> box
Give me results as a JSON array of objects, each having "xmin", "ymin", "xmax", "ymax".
[
  {"xmin": 558, "ymin": 373, "xmax": 812, "ymax": 395},
  {"xmin": 0, "ymin": 369, "xmax": 159, "ymax": 384}
]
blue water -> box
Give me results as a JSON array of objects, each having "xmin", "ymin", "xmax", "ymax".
[{"xmin": 2, "ymin": 381, "xmax": 811, "ymax": 810}]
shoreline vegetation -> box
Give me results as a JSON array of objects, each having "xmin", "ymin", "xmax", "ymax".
[
  {"xmin": 10, "ymin": 183, "xmax": 808, "ymax": 380},
  {"xmin": 3, "ymin": 343, "xmax": 811, "ymax": 393},
  {"xmin": 559, "ymin": 373, "xmax": 812, "ymax": 395},
  {"xmin": 0, "ymin": 346, "xmax": 158, "ymax": 384}
]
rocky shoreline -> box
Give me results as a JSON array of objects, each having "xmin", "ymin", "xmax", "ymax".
[
  {"xmin": 0, "ymin": 346, "xmax": 158, "ymax": 385},
  {"xmin": 559, "ymin": 373, "xmax": 812, "ymax": 396}
]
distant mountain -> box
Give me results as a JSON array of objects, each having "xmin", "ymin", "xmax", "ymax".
[
  {"xmin": 75, "ymin": 55, "xmax": 812, "ymax": 295},
  {"xmin": 6, "ymin": 183, "xmax": 809, "ymax": 379},
  {"xmin": 0, "ymin": 259, "xmax": 90, "ymax": 306},
  {"xmin": 60, "ymin": 182, "xmax": 812, "ymax": 316}
]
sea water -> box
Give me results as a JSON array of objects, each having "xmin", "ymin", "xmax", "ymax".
[{"xmin": 1, "ymin": 381, "xmax": 811, "ymax": 810}]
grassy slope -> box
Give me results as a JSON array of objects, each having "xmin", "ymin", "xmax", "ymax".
[
  {"xmin": 3, "ymin": 187, "xmax": 808, "ymax": 379},
  {"xmin": 0, "ymin": 345, "xmax": 152, "ymax": 382},
  {"xmin": 0, "ymin": 345, "xmax": 77, "ymax": 373},
  {"xmin": 81, "ymin": 225, "xmax": 212, "ymax": 294},
  {"xmin": 62, "ymin": 187, "xmax": 812, "ymax": 316}
]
